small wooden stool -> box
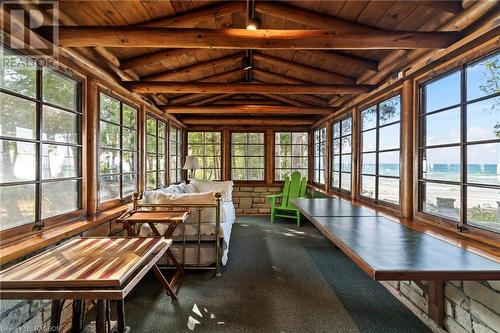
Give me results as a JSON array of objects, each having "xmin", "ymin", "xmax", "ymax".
[{"xmin": 117, "ymin": 210, "xmax": 189, "ymax": 299}]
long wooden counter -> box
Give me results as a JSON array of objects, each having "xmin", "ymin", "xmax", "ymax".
[{"xmin": 291, "ymin": 197, "xmax": 500, "ymax": 327}]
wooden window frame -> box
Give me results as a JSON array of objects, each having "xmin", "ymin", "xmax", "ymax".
[
  {"xmin": 97, "ymin": 90, "xmax": 139, "ymax": 211},
  {"xmin": 358, "ymin": 93, "xmax": 402, "ymax": 208},
  {"xmin": 187, "ymin": 131, "xmax": 222, "ymax": 181},
  {"xmin": 169, "ymin": 125, "xmax": 183, "ymax": 184},
  {"xmin": 331, "ymin": 116, "xmax": 353, "ymax": 194},
  {"xmin": 0, "ymin": 48, "xmax": 84, "ymax": 237},
  {"xmin": 312, "ymin": 127, "xmax": 327, "ymax": 186},
  {"xmin": 229, "ymin": 131, "xmax": 267, "ymax": 184},
  {"xmin": 416, "ymin": 49, "xmax": 500, "ymax": 235},
  {"xmin": 145, "ymin": 114, "xmax": 168, "ymax": 189},
  {"xmin": 273, "ymin": 131, "xmax": 309, "ymax": 183}
]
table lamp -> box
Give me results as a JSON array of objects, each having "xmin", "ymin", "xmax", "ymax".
[{"xmin": 182, "ymin": 156, "xmax": 199, "ymax": 180}]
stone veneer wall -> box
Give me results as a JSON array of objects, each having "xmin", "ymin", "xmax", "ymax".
[
  {"xmin": 0, "ymin": 220, "xmax": 123, "ymax": 332},
  {"xmin": 309, "ymin": 189, "xmax": 500, "ymax": 333},
  {"xmin": 232, "ymin": 186, "xmax": 283, "ymax": 214}
]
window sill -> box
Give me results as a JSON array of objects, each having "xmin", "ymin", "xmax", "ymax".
[{"xmin": 0, "ymin": 205, "xmax": 130, "ymax": 265}]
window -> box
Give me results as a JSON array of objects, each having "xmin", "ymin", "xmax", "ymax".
[
  {"xmin": 419, "ymin": 51, "xmax": 500, "ymax": 233},
  {"xmin": 0, "ymin": 50, "xmax": 81, "ymax": 231},
  {"xmin": 231, "ymin": 132, "xmax": 265, "ymax": 181},
  {"xmin": 274, "ymin": 132, "xmax": 308, "ymax": 181},
  {"xmin": 170, "ymin": 125, "xmax": 183, "ymax": 184},
  {"xmin": 187, "ymin": 131, "xmax": 221, "ymax": 180},
  {"xmin": 146, "ymin": 116, "xmax": 167, "ymax": 189},
  {"xmin": 313, "ymin": 127, "xmax": 326, "ymax": 184},
  {"xmin": 360, "ymin": 95, "xmax": 401, "ymax": 205},
  {"xmin": 332, "ymin": 117, "xmax": 352, "ymax": 192},
  {"xmin": 98, "ymin": 93, "xmax": 138, "ymax": 204}
]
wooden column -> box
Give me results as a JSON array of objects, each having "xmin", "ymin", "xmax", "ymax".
[
  {"xmin": 401, "ymin": 80, "xmax": 414, "ymax": 218},
  {"xmin": 139, "ymin": 105, "xmax": 147, "ymax": 192},
  {"xmin": 86, "ymin": 78, "xmax": 98, "ymax": 215},
  {"xmin": 428, "ymin": 280, "xmax": 445, "ymax": 327},
  {"xmin": 351, "ymin": 108, "xmax": 360, "ymax": 200},
  {"xmin": 222, "ymin": 129, "xmax": 231, "ymax": 181},
  {"xmin": 266, "ymin": 129, "xmax": 274, "ymax": 186},
  {"xmin": 325, "ymin": 120, "xmax": 332, "ymax": 192}
]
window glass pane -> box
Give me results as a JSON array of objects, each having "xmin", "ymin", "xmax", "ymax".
[
  {"xmin": 362, "ymin": 129, "xmax": 376, "ymax": 152},
  {"xmin": 332, "ymin": 155, "xmax": 340, "ymax": 171},
  {"xmin": 379, "ymin": 123, "xmax": 400, "ymax": 150},
  {"xmin": 99, "ymin": 175, "xmax": 120, "ymax": 201},
  {"xmin": 43, "ymin": 70, "xmax": 77, "ymax": 110},
  {"xmin": 466, "ymin": 52, "xmax": 499, "ymax": 101},
  {"xmin": 361, "ymin": 153, "xmax": 376, "ymax": 175},
  {"xmin": 42, "ymin": 145, "xmax": 79, "ymax": 179},
  {"xmin": 467, "ymin": 186, "xmax": 500, "ymax": 233},
  {"xmin": 378, "ymin": 177, "xmax": 399, "ymax": 205},
  {"xmin": 99, "ymin": 149, "xmax": 120, "ymax": 175},
  {"xmin": 361, "ymin": 175, "xmax": 376, "ymax": 198},
  {"xmin": 147, "ymin": 153, "xmax": 157, "ymax": 171},
  {"xmin": 100, "ymin": 94, "xmax": 120, "ymax": 123},
  {"xmin": 292, "ymin": 132, "xmax": 307, "ymax": 145},
  {"xmin": 123, "ymin": 174, "xmax": 137, "ymax": 197},
  {"xmin": 341, "ymin": 136, "xmax": 351, "ymax": 154},
  {"xmin": 0, "ymin": 184, "xmax": 35, "ymax": 230},
  {"xmin": 341, "ymin": 154, "xmax": 351, "ymax": 172},
  {"xmin": 122, "ymin": 129, "xmax": 137, "ymax": 151},
  {"xmin": 420, "ymin": 182, "xmax": 460, "ymax": 221},
  {"xmin": 122, "ymin": 151, "xmax": 136, "ymax": 173},
  {"xmin": 379, "ymin": 95, "xmax": 400, "ymax": 125},
  {"xmin": 421, "ymin": 107, "xmax": 460, "ymax": 146},
  {"xmin": 0, "ymin": 140, "xmax": 36, "ymax": 182},
  {"xmin": 158, "ymin": 139, "xmax": 165, "ymax": 155},
  {"xmin": 424, "ymin": 71, "xmax": 461, "ymax": 112},
  {"xmin": 332, "ymin": 172, "xmax": 339, "ymax": 188},
  {"xmin": 422, "ymin": 147, "xmax": 460, "ymax": 182},
  {"xmin": 99, "ymin": 121, "xmax": 120, "ymax": 149},
  {"xmin": 361, "ymin": 107, "xmax": 377, "ymax": 130},
  {"xmin": 467, "ymin": 143, "xmax": 500, "ymax": 185},
  {"xmin": 158, "ymin": 154, "xmax": 165, "ymax": 170},
  {"xmin": 379, "ymin": 151, "xmax": 400, "ymax": 177},
  {"xmin": 341, "ymin": 118, "xmax": 352, "ymax": 136},
  {"xmin": 158, "ymin": 122, "xmax": 166, "ymax": 138},
  {"xmin": 333, "ymin": 138, "xmax": 340, "ymax": 154},
  {"xmin": 158, "ymin": 171, "xmax": 166, "ymax": 186},
  {"xmin": 42, "ymin": 106, "xmax": 78, "ymax": 144},
  {"xmin": 41, "ymin": 180, "xmax": 79, "ymax": 219},
  {"xmin": 332, "ymin": 123, "xmax": 340, "ymax": 138},
  {"xmin": 147, "ymin": 172, "xmax": 157, "ymax": 190},
  {"xmin": 146, "ymin": 117, "xmax": 156, "ymax": 135},
  {"xmin": 0, "ymin": 93, "xmax": 36, "ymax": 139},
  {"xmin": 341, "ymin": 173, "xmax": 351, "ymax": 192},
  {"xmin": 249, "ymin": 133, "xmax": 264, "ymax": 144},
  {"xmin": 1, "ymin": 53, "xmax": 36, "ymax": 97},
  {"xmin": 466, "ymin": 96, "xmax": 500, "ymax": 142},
  {"xmin": 123, "ymin": 105, "xmax": 136, "ymax": 128}
]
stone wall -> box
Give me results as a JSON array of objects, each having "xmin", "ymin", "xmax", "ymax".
[
  {"xmin": 232, "ymin": 186, "xmax": 283, "ymax": 214},
  {"xmin": 0, "ymin": 220, "xmax": 123, "ymax": 332}
]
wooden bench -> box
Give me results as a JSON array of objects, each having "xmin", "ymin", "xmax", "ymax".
[{"xmin": 291, "ymin": 197, "xmax": 500, "ymax": 327}]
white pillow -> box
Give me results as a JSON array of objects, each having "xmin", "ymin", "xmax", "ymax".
[
  {"xmin": 181, "ymin": 182, "xmax": 197, "ymax": 193},
  {"xmin": 190, "ymin": 179, "xmax": 233, "ymax": 202},
  {"xmin": 159, "ymin": 184, "xmax": 184, "ymax": 195}
]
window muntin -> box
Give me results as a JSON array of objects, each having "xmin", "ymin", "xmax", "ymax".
[
  {"xmin": 331, "ymin": 117, "xmax": 352, "ymax": 192},
  {"xmin": 313, "ymin": 127, "xmax": 326, "ymax": 185},
  {"xmin": 231, "ymin": 132, "xmax": 265, "ymax": 181},
  {"xmin": 419, "ymin": 51, "xmax": 500, "ymax": 233},
  {"xmin": 170, "ymin": 125, "xmax": 183, "ymax": 184},
  {"xmin": 0, "ymin": 51, "xmax": 82, "ymax": 231},
  {"xmin": 187, "ymin": 131, "xmax": 221, "ymax": 180},
  {"xmin": 274, "ymin": 132, "xmax": 308, "ymax": 181},
  {"xmin": 360, "ymin": 95, "xmax": 401, "ymax": 205},
  {"xmin": 98, "ymin": 93, "xmax": 138, "ymax": 204},
  {"xmin": 146, "ymin": 115, "xmax": 167, "ymax": 189}
]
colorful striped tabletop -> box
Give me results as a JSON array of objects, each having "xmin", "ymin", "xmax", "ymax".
[{"xmin": 0, "ymin": 237, "xmax": 169, "ymax": 289}]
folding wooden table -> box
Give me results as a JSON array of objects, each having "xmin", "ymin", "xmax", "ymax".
[{"xmin": 0, "ymin": 237, "xmax": 172, "ymax": 333}]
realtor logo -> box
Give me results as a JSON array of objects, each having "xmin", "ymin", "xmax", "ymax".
[{"xmin": 1, "ymin": 0, "xmax": 59, "ymax": 63}]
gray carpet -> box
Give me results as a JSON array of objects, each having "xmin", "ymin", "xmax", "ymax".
[{"xmin": 123, "ymin": 217, "xmax": 431, "ymax": 333}]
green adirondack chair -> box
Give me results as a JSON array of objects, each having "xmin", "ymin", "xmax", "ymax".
[{"xmin": 268, "ymin": 171, "xmax": 307, "ymax": 226}]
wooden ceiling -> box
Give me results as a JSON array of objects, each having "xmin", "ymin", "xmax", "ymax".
[{"xmin": 42, "ymin": 0, "xmax": 494, "ymax": 125}]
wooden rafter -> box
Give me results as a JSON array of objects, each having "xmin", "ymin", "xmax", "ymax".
[
  {"xmin": 297, "ymin": 50, "xmax": 378, "ymax": 72},
  {"xmin": 165, "ymin": 105, "xmax": 334, "ymax": 115},
  {"xmin": 261, "ymin": 94, "xmax": 308, "ymax": 107},
  {"xmin": 54, "ymin": 27, "xmax": 458, "ymax": 50},
  {"xmin": 182, "ymin": 117, "xmax": 315, "ymax": 126},
  {"xmin": 189, "ymin": 94, "xmax": 236, "ymax": 106},
  {"xmin": 126, "ymin": 82, "xmax": 373, "ymax": 94}
]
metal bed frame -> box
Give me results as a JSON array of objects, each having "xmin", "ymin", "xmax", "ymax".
[{"xmin": 131, "ymin": 191, "xmax": 223, "ymax": 276}]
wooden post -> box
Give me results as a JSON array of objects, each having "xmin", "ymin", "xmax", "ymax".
[
  {"xmin": 351, "ymin": 107, "xmax": 360, "ymax": 200},
  {"xmin": 86, "ymin": 79, "xmax": 98, "ymax": 215},
  {"xmin": 222, "ymin": 129, "xmax": 231, "ymax": 181},
  {"xmin": 266, "ymin": 129, "xmax": 274, "ymax": 186},
  {"xmin": 139, "ymin": 105, "xmax": 147, "ymax": 192},
  {"xmin": 428, "ymin": 280, "xmax": 445, "ymax": 327},
  {"xmin": 325, "ymin": 119, "xmax": 332, "ymax": 192},
  {"xmin": 401, "ymin": 80, "xmax": 414, "ymax": 218}
]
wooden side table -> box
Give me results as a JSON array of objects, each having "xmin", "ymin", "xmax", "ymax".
[{"xmin": 116, "ymin": 210, "xmax": 189, "ymax": 296}]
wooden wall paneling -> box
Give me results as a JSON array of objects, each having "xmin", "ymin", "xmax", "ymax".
[
  {"xmin": 401, "ymin": 80, "xmax": 414, "ymax": 218},
  {"xmin": 351, "ymin": 108, "xmax": 360, "ymax": 200},
  {"xmin": 86, "ymin": 78, "xmax": 98, "ymax": 215}
]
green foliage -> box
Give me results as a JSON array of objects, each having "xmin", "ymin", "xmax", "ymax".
[{"xmin": 468, "ymin": 204, "xmax": 497, "ymax": 223}]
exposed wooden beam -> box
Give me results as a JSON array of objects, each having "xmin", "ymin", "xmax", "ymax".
[
  {"xmin": 169, "ymin": 93, "xmax": 215, "ymax": 106},
  {"xmin": 197, "ymin": 68, "xmax": 246, "ymax": 83},
  {"xmin": 182, "ymin": 117, "xmax": 315, "ymax": 126},
  {"xmin": 140, "ymin": 2, "xmax": 245, "ymax": 28},
  {"xmin": 253, "ymin": 53, "xmax": 355, "ymax": 84},
  {"xmin": 190, "ymin": 94, "xmax": 236, "ymax": 106},
  {"xmin": 143, "ymin": 53, "xmax": 245, "ymax": 81},
  {"xmin": 215, "ymin": 99, "xmax": 283, "ymax": 105},
  {"xmin": 55, "ymin": 27, "xmax": 458, "ymax": 50},
  {"xmin": 297, "ymin": 50, "xmax": 378, "ymax": 72},
  {"xmin": 166, "ymin": 105, "xmax": 334, "ymax": 115},
  {"xmin": 120, "ymin": 49, "xmax": 188, "ymax": 70},
  {"xmin": 262, "ymin": 94, "xmax": 307, "ymax": 107},
  {"xmin": 126, "ymin": 82, "xmax": 372, "ymax": 94}
]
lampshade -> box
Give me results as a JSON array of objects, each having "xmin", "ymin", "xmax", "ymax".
[{"xmin": 182, "ymin": 156, "xmax": 199, "ymax": 170}]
